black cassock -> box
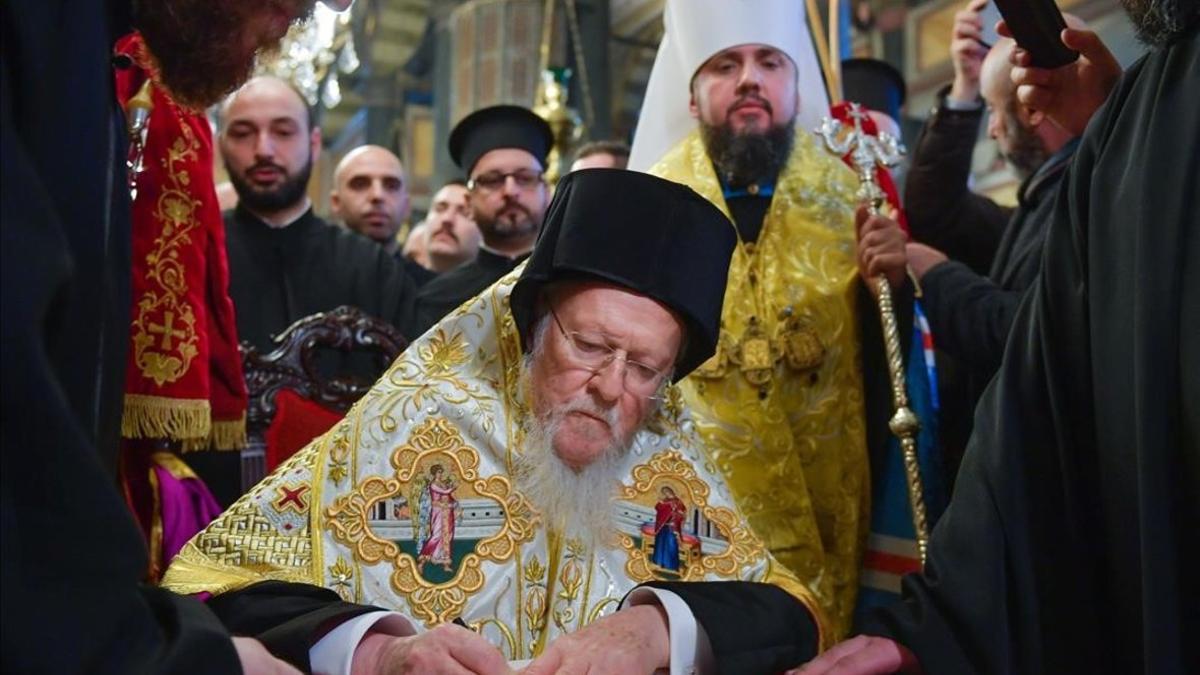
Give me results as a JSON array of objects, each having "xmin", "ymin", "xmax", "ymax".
[
  {"xmin": 865, "ymin": 29, "xmax": 1200, "ymax": 673},
  {"xmin": 190, "ymin": 206, "xmax": 420, "ymax": 506},
  {"xmin": 223, "ymin": 205, "xmax": 418, "ymax": 352},
  {"xmin": 206, "ymin": 579, "xmax": 819, "ymax": 674},
  {"xmin": 411, "ymin": 247, "xmax": 528, "ymax": 336},
  {"xmin": 1, "ymin": 0, "xmax": 238, "ymax": 671}
]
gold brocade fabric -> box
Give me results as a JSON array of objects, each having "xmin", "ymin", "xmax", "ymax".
[
  {"xmin": 649, "ymin": 129, "xmax": 870, "ymax": 638},
  {"xmin": 162, "ymin": 273, "xmax": 830, "ymax": 657}
]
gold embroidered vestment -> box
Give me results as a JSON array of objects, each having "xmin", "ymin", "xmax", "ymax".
[
  {"xmin": 649, "ymin": 129, "xmax": 870, "ymax": 637},
  {"xmin": 163, "ymin": 274, "xmax": 828, "ymax": 658}
]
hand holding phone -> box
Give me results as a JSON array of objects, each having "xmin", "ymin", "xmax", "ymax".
[
  {"xmin": 949, "ymin": 0, "xmax": 991, "ymax": 102},
  {"xmin": 1007, "ymin": 24, "xmax": 1122, "ymax": 136},
  {"xmin": 993, "ymin": 0, "xmax": 1079, "ymax": 68}
]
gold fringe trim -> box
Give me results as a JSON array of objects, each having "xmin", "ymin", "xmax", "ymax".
[
  {"xmin": 123, "ymin": 394, "xmax": 210, "ymax": 441},
  {"xmin": 178, "ymin": 413, "xmax": 247, "ymax": 453},
  {"xmin": 210, "ymin": 414, "xmax": 247, "ymax": 452}
]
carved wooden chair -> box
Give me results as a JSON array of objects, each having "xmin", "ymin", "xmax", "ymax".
[{"xmin": 240, "ymin": 306, "xmax": 409, "ymax": 491}]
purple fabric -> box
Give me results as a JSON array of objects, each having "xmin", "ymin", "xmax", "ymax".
[{"xmin": 153, "ymin": 462, "xmax": 224, "ymax": 565}]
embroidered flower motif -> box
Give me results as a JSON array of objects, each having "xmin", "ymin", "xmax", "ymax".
[{"xmin": 329, "ymin": 557, "xmax": 354, "ymax": 600}]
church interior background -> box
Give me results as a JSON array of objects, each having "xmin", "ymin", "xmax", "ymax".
[{"xmin": 210, "ymin": 0, "xmax": 1143, "ymax": 232}]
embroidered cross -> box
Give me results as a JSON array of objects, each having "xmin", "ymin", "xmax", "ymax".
[
  {"xmin": 149, "ymin": 311, "xmax": 186, "ymax": 350},
  {"xmin": 274, "ymin": 483, "xmax": 310, "ymax": 513}
]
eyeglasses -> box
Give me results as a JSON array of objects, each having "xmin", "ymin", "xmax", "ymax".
[
  {"xmin": 468, "ymin": 169, "xmax": 544, "ymax": 192},
  {"xmin": 549, "ymin": 307, "xmax": 669, "ymax": 400}
]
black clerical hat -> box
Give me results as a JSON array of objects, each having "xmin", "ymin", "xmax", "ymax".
[
  {"xmin": 448, "ymin": 105, "xmax": 554, "ymax": 175},
  {"xmin": 841, "ymin": 58, "xmax": 907, "ymax": 123},
  {"xmin": 510, "ymin": 169, "xmax": 736, "ymax": 381}
]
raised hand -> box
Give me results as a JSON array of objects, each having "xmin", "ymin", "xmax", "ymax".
[
  {"xmin": 1001, "ymin": 22, "xmax": 1122, "ymax": 137},
  {"xmin": 949, "ymin": 0, "xmax": 992, "ymax": 103}
]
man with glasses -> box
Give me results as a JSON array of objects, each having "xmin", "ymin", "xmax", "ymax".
[
  {"xmin": 165, "ymin": 169, "xmax": 828, "ymax": 675},
  {"xmin": 412, "ymin": 105, "xmax": 553, "ymax": 336}
]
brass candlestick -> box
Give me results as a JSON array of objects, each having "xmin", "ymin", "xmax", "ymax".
[{"xmin": 815, "ymin": 104, "xmax": 929, "ymax": 565}]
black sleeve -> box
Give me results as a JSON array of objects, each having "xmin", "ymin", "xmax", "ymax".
[
  {"xmin": 919, "ymin": 260, "xmax": 1023, "ymax": 376},
  {"xmin": 904, "ymin": 93, "xmax": 1013, "ymax": 275},
  {"xmin": 368, "ymin": 244, "xmax": 419, "ymax": 341},
  {"xmin": 207, "ymin": 581, "xmax": 385, "ymax": 673},
  {"xmin": 411, "ymin": 268, "xmax": 473, "ymax": 337},
  {"xmin": 635, "ymin": 581, "xmax": 819, "ymax": 675}
]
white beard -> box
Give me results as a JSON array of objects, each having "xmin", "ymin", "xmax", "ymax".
[{"xmin": 514, "ymin": 390, "xmax": 632, "ymax": 549}]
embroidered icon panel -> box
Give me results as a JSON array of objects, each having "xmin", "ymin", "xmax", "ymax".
[
  {"xmin": 617, "ymin": 450, "xmax": 764, "ymax": 582},
  {"xmin": 324, "ymin": 417, "xmax": 536, "ymax": 624}
]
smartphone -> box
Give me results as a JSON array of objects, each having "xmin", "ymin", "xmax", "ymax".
[
  {"xmin": 977, "ymin": 1, "xmax": 1003, "ymax": 49},
  {"xmin": 994, "ymin": 0, "xmax": 1079, "ymax": 68}
]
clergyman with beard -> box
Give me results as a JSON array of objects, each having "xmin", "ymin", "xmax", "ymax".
[
  {"xmin": 1, "ymin": 0, "xmax": 337, "ymax": 672},
  {"xmin": 198, "ymin": 76, "xmax": 418, "ymax": 506},
  {"xmin": 411, "ymin": 105, "xmax": 553, "ymax": 335},
  {"xmin": 857, "ymin": 4, "xmax": 1083, "ymax": 463},
  {"xmin": 627, "ymin": 0, "xmax": 908, "ymax": 640},
  {"xmin": 798, "ymin": 1, "xmax": 1200, "ymax": 672},
  {"xmin": 164, "ymin": 169, "xmax": 829, "ymax": 675}
]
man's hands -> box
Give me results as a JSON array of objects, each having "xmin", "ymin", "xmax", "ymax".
[
  {"xmin": 233, "ymin": 637, "xmax": 303, "ymax": 675},
  {"xmin": 346, "ymin": 604, "xmax": 670, "ymax": 675},
  {"xmin": 522, "ymin": 604, "xmax": 671, "ymax": 675},
  {"xmin": 786, "ymin": 635, "xmax": 921, "ymax": 675},
  {"xmin": 1002, "ymin": 22, "xmax": 1121, "ymax": 137},
  {"xmin": 949, "ymin": 0, "xmax": 991, "ymax": 103},
  {"xmin": 351, "ymin": 624, "xmax": 513, "ymax": 675},
  {"xmin": 856, "ymin": 206, "xmax": 909, "ymax": 293},
  {"xmin": 904, "ymin": 243, "xmax": 948, "ymax": 280}
]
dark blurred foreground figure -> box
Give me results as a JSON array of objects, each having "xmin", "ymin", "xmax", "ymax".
[
  {"xmin": 0, "ymin": 0, "xmax": 339, "ymax": 672},
  {"xmin": 798, "ymin": 5, "xmax": 1200, "ymax": 674}
]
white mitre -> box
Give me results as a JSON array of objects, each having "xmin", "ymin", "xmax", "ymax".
[{"xmin": 627, "ymin": 0, "xmax": 830, "ymax": 171}]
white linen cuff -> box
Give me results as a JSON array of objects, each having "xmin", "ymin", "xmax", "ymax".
[
  {"xmin": 622, "ymin": 587, "xmax": 715, "ymax": 675},
  {"xmin": 309, "ymin": 610, "xmax": 418, "ymax": 675}
]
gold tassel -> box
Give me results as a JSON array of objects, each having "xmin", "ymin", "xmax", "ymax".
[
  {"xmin": 209, "ymin": 414, "xmax": 247, "ymax": 452},
  {"xmin": 122, "ymin": 394, "xmax": 210, "ymax": 441}
]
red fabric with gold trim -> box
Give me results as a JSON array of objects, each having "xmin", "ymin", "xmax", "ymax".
[
  {"xmin": 114, "ymin": 32, "xmax": 247, "ymax": 451},
  {"xmin": 830, "ymin": 100, "xmax": 909, "ymax": 233}
]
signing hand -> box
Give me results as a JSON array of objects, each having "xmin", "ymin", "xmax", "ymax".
[
  {"xmin": 904, "ymin": 243, "xmax": 949, "ymax": 280},
  {"xmin": 232, "ymin": 637, "xmax": 303, "ymax": 675},
  {"xmin": 856, "ymin": 205, "xmax": 908, "ymax": 293},
  {"xmin": 352, "ymin": 624, "xmax": 513, "ymax": 675},
  {"xmin": 786, "ymin": 635, "xmax": 921, "ymax": 675},
  {"xmin": 949, "ymin": 0, "xmax": 991, "ymax": 103},
  {"xmin": 522, "ymin": 604, "xmax": 670, "ymax": 675},
  {"xmin": 1000, "ymin": 22, "xmax": 1121, "ymax": 137}
]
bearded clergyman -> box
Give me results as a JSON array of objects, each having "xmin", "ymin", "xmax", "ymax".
[
  {"xmin": 628, "ymin": 0, "xmax": 912, "ymax": 638},
  {"xmin": 163, "ymin": 169, "xmax": 829, "ymax": 674}
]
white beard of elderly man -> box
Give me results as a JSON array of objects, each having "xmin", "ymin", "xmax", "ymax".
[{"xmin": 163, "ymin": 169, "xmax": 831, "ymax": 675}]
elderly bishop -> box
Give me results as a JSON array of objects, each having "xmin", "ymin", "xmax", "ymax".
[{"xmin": 163, "ymin": 169, "xmax": 827, "ymax": 674}]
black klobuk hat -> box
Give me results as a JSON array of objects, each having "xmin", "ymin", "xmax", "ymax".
[
  {"xmin": 448, "ymin": 105, "xmax": 554, "ymax": 175},
  {"xmin": 509, "ymin": 168, "xmax": 736, "ymax": 382}
]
